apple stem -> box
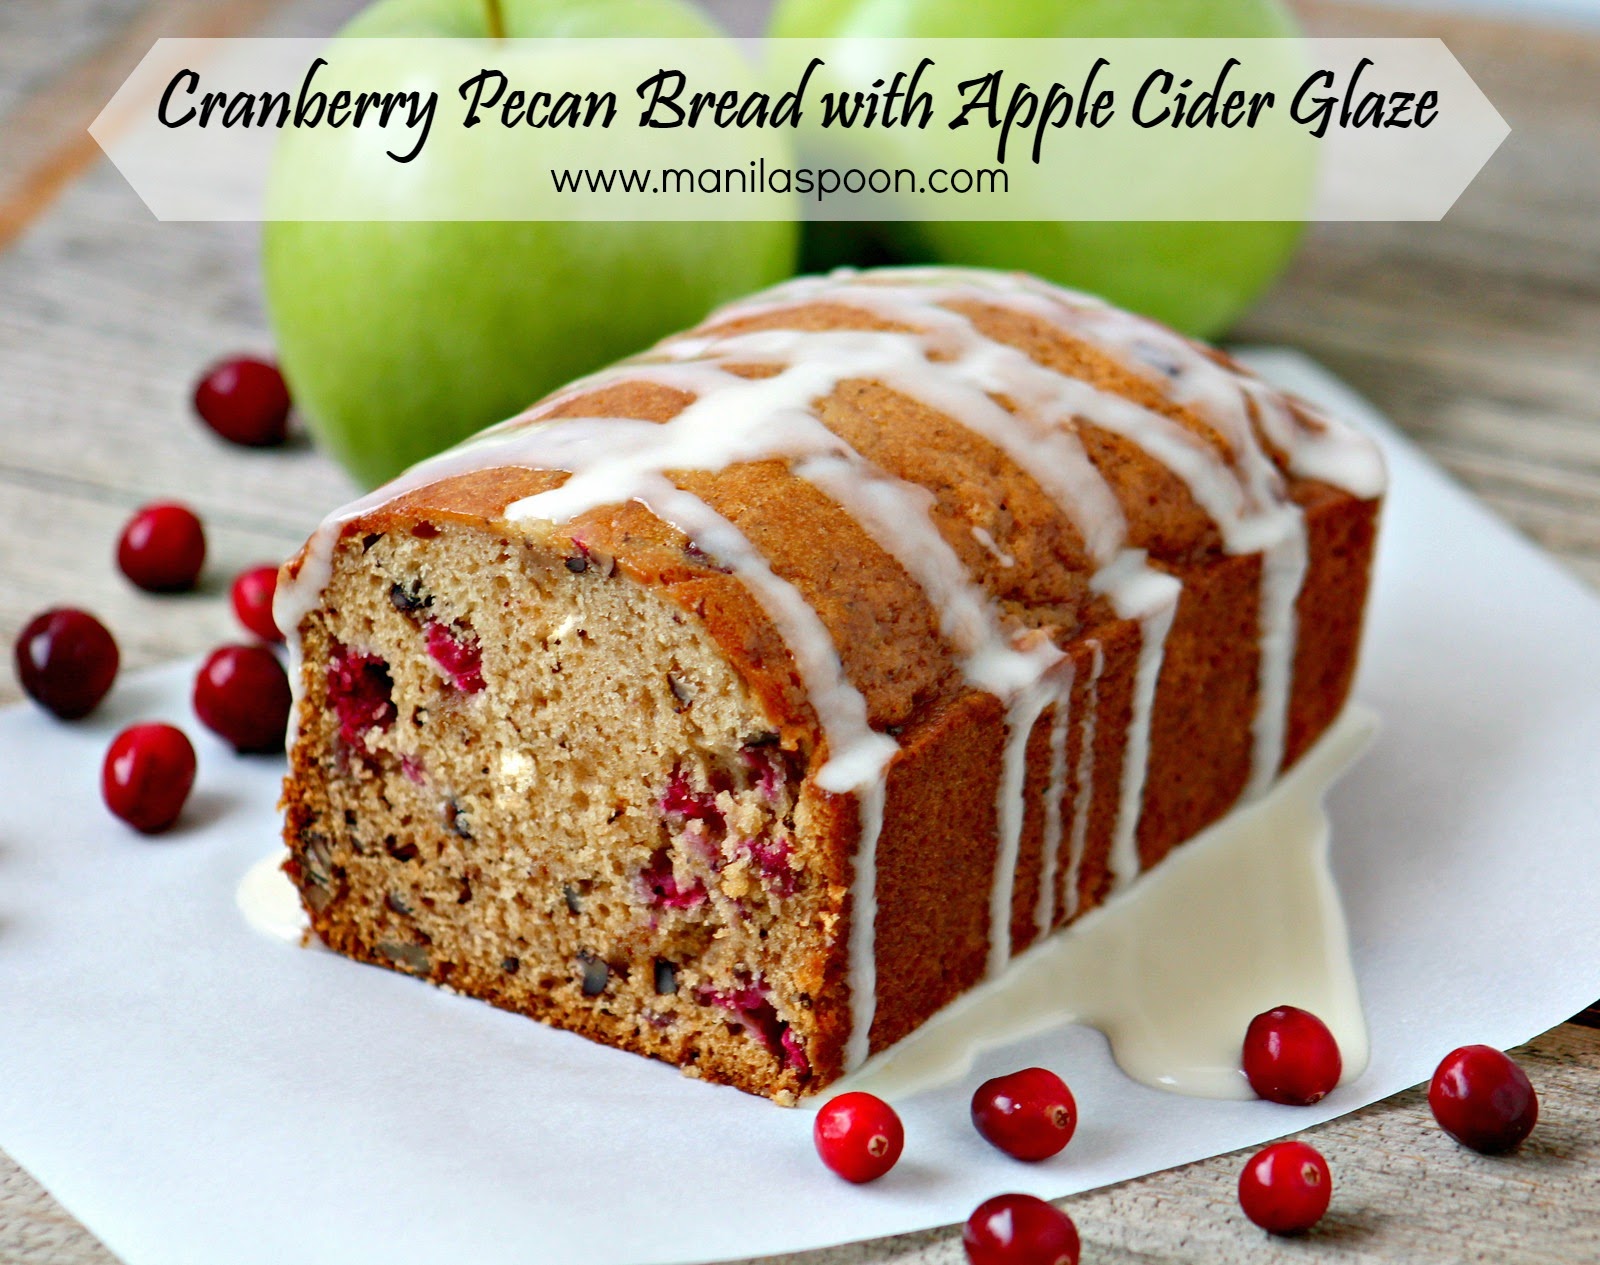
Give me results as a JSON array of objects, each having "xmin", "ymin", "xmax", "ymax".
[{"xmin": 484, "ymin": 0, "xmax": 505, "ymax": 39}]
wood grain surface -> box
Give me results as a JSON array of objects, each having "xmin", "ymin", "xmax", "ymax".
[{"xmin": 1, "ymin": 0, "xmax": 1597, "ymax": 1261}]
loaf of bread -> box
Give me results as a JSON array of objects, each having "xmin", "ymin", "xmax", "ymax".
[{"xmin": 276, "ymin": 266, "xmax": 1384, "ymax": 1103}]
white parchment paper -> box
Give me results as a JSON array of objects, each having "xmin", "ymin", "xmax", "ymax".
[{"xmin": 2, "ymin": 353, "xmax": 1597, "ymax": 1265}]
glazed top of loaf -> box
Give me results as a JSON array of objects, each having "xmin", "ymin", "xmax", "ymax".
[
  {"xmin": 278, "ymin": 265, "xmax": 1386, "ymax": 1070},
  {"xmin": 281, "ymin": 265, "xmax": 1383, "ymax": 746}
]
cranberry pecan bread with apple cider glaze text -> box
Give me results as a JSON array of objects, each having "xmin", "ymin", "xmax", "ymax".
[{"xmin": 276, "ymin": 266, "xmax": 1385, "ymax": 1103}]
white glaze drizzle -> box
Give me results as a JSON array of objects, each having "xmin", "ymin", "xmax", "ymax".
[
  {"xmin": 1033, "ymin": 690, "xmax": 1074, "ymax": 938},
  {"xmin": 991, "ymin": 679, "xmax": 1056, "ymax": 977},
  {"xmin": 1250, "ymin": 530, "xmax": 1311, "ymax": 796},
  {"xmin": 275, "ymin": 265, "xmax": 1386, "ymax": 1074},
  {"xmin": 1090, "ymin": 552, "xmax": 1183, "ymax": 886},
  {"xmin": 845, "ymin": 777, "xmax": 888, "ymax": 1070},
  {"xmin": 1062, "ymin": 640, "xmax": 1105, "ymax": 921}
]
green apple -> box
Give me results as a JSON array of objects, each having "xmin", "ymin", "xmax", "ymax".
[
  {"xmin": 264, "ymin": 0, "xmax": 798, "ymax": 489},
  {"xmin": 769, "ymin": 0, "xmax": 1305, "ymax": 338}
]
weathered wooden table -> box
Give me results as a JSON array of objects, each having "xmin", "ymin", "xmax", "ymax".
[{"xmin": 2, "ymin": 0, "xmax": 1596, "ymax": 1260}]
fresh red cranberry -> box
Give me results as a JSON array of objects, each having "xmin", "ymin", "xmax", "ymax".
[
  {"xmin": 193, "ymin": 644, "xmax": 290, "ymax": 753},
  {"xmin": 1242, "ymin": 1005, "xmax": 1343, "ymax": 1106},
  {"xmin": 102, "ymin": 723, "xmax": 196, "ymax": 833},
  {"xmin": 1237, "ymin": 1140, "xmax": 1332, "ymax": 1234},
  {"xmin": 193, "ymin": 356, "xmax": 290, "ymax": 446},
  {"xmin": 971, "ymin": 1067, "xmax": 1078, "ymax": 1161},
  {"xmin": 962, "ymin": 1193, "xmax": 1080, "ymax": 1265},
  {"xmin": 230, "ymin": 565, "xmax": 283, "ymax": 643},
  {"xmin": 117, "ymin": 502, "xmax": 206, "ymax": 592},
  {"xmin": 13, "ymin": 608, "xmax": 119, "ymax": 718},
  {"xmin": 1428, "ymin": 1045, "xmax": 1538, "ymax": 1154},
  {"xmin": 813, "ymin": 1092, "xmax": 903, "ymax": 1183}
]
